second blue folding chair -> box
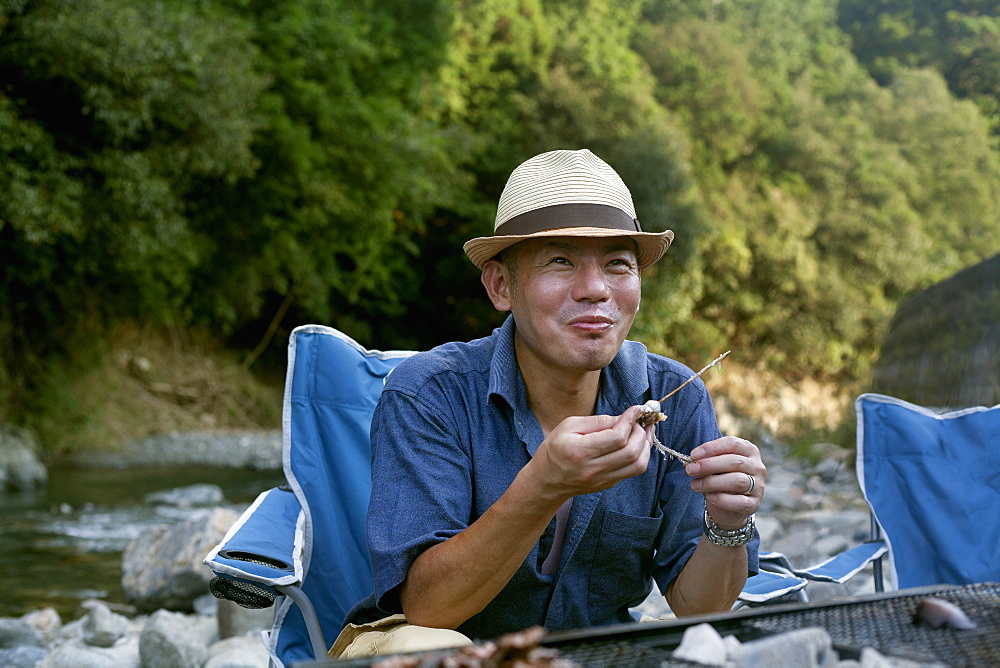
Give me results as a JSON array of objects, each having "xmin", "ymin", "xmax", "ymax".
[{"xmin": 790, "ymin": 393, "xmax": 1000, "ymax": 592}]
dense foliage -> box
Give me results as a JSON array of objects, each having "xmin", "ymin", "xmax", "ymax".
[{"xmin": 2, "ymin": 0, "xmax": 999, "ymax": 426}]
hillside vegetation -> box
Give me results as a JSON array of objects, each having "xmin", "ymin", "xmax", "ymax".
[{"xmin": 2, "ymin": 0, "xmax": 999, "ymax": 453}]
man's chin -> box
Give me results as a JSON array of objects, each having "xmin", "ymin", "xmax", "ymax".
[{"xmin": 566, "ymin": 345, "xmax": 620, "ymax": 372}]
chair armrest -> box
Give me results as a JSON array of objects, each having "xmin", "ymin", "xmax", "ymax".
[
  {"xmin": 792, "ymin": 541, "xmax": 887, "ymax": 584},
  {"xmin": 738, "ymin": 570, "xmax": 808, "ymax": 604},
  {"xmin": 204, "ymin": 486, "xmax": 304, "ymax": 588}
]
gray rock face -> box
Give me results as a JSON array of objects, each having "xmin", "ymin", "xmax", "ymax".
[
  {"xmin": 0, "ymin": 424, "xmax": 47, "ymax": 491},
  {"xmin": 121, "ymin": 507, "xmax": 239, "ymax": 612}
]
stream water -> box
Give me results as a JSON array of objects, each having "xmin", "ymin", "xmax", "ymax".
[{"xmin": 0, "ymin": 465, "xmax": 285, "ymax": 619}]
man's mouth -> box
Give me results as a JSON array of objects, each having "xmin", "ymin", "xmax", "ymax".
[{"xmin": 567, "ymin": 315, "xmax": 614, "ymax": 333}]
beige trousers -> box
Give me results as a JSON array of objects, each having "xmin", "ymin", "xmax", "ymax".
[
  {"xmin": 328, "ymin": 613, "xmax": 473, "ymax": 660},
  {"xmin": 328, "ymin": 611, "xmax": 675, "ymax": 659}
]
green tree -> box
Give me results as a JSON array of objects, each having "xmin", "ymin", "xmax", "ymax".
[
  {"xmin": 189, "ymin": 0, "xmax": 468, "ymax": 349},
  {"xmin": 838, "ymin": 0, "xmax": 1000, "ymax": 130},
  {"xmin": 0, "ymin": 0, "xmax": 265, "ymax": 370}
]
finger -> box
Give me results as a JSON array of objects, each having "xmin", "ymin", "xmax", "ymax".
[
  {"xmin": 691, "ymin": 436, "xmax": 760, "ymax": 461},
  {"xmin": 555, "ymin": 407, "xmax": 643, "ymax": 460},
  {"xmin": 690, "ymin": 467, "xmax": 765, "ymax": 498},
  {"xmin": 614, "ymin": 405, "xmax": 644, "ymax": 430},
  {"xmin": 590, "ymin": 416, "xmax": 649, "ymax": 468},
  {"xmin": 591, "ymin": 425, "xmax": 652, "ymax": 483},
  {"xmin": 560, "ymin": 413, "xmax": 625, "ymax": 435},
  {"xmin": 686, "ymin": 453, "xmax": 765, "ymax": 479},
  {"xmin": 591, "ymin": 406, "xmax": 645, "ymax": 447}
]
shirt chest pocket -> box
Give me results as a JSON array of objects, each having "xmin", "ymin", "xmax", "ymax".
[{"xmin": 587, "ymin": 510, "xmax": 662, "ymax": 609}]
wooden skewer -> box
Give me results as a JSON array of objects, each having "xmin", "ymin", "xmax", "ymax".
[
  {"xmin": 652, "ymin": 435, "xmax": 693, "ymax": 464},
  {"xmin": 657, "ymin": 350, "xmax": 731, "ymax": 403}
]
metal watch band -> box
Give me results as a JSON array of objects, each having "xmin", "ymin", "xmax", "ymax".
[{"xmin": 703, "ymin": 509, "xmax": 755, "ymax": 547}]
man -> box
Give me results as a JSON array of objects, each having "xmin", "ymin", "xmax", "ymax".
[{"xmin": 330, "ymin": 149, "xmax": 765, "ymax": 658}]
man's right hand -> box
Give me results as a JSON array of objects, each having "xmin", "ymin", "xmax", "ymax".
[{"xmin": 525, "ymin": 405, "xmax": 652, "ymax": 503}]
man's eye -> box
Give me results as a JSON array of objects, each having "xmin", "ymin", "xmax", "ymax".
[{"xmin": 549, "ymin": 257, "xmax": 571, "ymax": 265}]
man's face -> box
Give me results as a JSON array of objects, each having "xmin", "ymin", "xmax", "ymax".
[{"xmin": 490, "ymin": 236, "xmax": 642, "ymax": 375}]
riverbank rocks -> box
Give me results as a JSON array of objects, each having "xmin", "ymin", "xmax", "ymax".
[
  {"xmin": 3, "ymin": 597, "xmax": 270, "ymax": 668},
  {"xmin": 69, "ymin": 431, "xmax": 282, "ymax": 470},
  {"xmin": 121, "ymin": 507, "xmax": 239, "ymax": 612},
  {"xmin": 0, "ymin": 424, "xmax": 47, "ymax": 491}
]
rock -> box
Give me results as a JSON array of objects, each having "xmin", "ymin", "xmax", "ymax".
[
  {"xmin": 0, "ymin": 645, "xmax": 48, "ymax": 667},
  {"xmin": 76, "ymin": 598, "xmax": 137, "ymax": 620},
  {"xmin": 0, "ymin": 618, "xmax": 43, "ymax": 648},
  {"xmin": 813, "ymin": 534, "xmax": 851, "ymax": 561},
  {"xmin": 144, "ymin": 483, "xmax": 226, "ymax": 508},
  {"xmin": 672, "ymin": 622, "xmax": 729, "ymax": 665},
  {"xmin": 0, "ymin": 424, "xmax": 47, "ymax": 491},
  {"xmin": 856, "ymin": 646, "xmax": 929, "ymax": 667},
  {"xmin": 216, "ymin": 599, "xmax": 273, "ymax": 639},
  {"xmin": 38, "ymin": 635, "xmax": 140, "ymax": 668},
  {"xmin": 138, "ymin": 609, "xmax": 216, "ymax": 668},
  {"xmin": 195, "ymin": 593, "xmax": 220, "ymax": 616},
  {"xmin": 203, "ymin": 635, "xmax": 269, "ymax": 668},
  {"xmin": 70, "ymin": 431, "xmax": 282, "ymax": 470},
  {"xmin": 754, "ymin": 514, "xmax": 784, "ymax": 547},
  {"xmin": 121, "ymin": 507, "xmax": 239, "ymax": 612},
  {"xmin": 758, "ymin": 467, "xmax": 807, "ymax": 513},
  {"xmin": 21, "ymin": 608, "xmax": 62, "ymax": 646},
  {"xmin": 82, "ymin": 602, "xmax": 130, "ymax": 648},
  {"xmin": 731, "ymin": 626, "xmax": 838, "ymax": 668}
]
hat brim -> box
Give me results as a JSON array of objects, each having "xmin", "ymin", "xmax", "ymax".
[{"xmin": 463, "ymin": 226, "xmax": 674, "ymax": 271}]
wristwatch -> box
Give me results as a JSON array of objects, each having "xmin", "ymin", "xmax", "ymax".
[{"xmin": 703, "ymin": 509, "xmax": 755, "ymax": 547}]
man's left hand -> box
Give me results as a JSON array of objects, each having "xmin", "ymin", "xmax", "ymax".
[{"xmin": 683, "ymin": 436, "xmax": 765, "ymax": 530}]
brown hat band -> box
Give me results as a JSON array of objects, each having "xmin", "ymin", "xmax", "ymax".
[{"xmin": 493, "ymin": 203, "xmax": 641, "ymax": 237}]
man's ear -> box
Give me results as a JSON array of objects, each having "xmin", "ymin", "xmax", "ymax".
[{"xmin": 481, "ymin": 259, "xmax": 512, "ymax": 312}]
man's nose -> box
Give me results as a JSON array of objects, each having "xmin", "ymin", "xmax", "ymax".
[{"xmin": 572, "ymin": 262, "xmax": 611, "ymax": 301}]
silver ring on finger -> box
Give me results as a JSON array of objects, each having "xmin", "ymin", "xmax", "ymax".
[{"xmin": 743, "ymin": 473, "xmax": 755, "ymax": 496}]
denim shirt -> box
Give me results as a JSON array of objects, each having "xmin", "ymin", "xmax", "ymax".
[{"xmin": 346, "ymin": 315, "xmax": 759, "ymax": 640}]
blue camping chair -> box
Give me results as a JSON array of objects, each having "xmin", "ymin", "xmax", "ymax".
[
  {"xmin": 205, "ymin": 325, "xmax": 804, "ymax": 666},
  {"xmin": 205, "ymin": 325, "xmax": 414, "ymax": 665},
  {"xmin": 789, "ymin": 393, "xmax": 1000, "ymax": 592}
]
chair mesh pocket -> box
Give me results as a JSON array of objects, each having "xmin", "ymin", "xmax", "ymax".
[{"xmin": 209, "ymin": 576, "xmax": 277, "ymax": 609}]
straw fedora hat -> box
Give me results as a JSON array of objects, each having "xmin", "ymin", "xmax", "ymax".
[{"xmin": 463, "ymin": 149, "xmax": 673, "ymax": 270}]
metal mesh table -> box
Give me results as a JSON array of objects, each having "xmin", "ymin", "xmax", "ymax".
[
  {"xmin": 312, "ymin": 583, "xmax": 1000, "ymax": 667},
  {"xmin": 742, "ymin": 582, "xmax": 1000, "ymax": 665},
  {"xmin": 544, "ymin": 583, "xmax": 1000, "ymax": 667}
]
